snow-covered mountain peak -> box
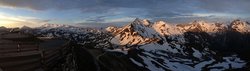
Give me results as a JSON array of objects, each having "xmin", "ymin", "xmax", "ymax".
[
  {"xmin": 230, "ymin": 19, "xmax": 250, "ymax": 33},
  {"xmin": 142, "ymin": 19, "xmax": 151, "ymax": 26},
  {"xmin": 131, "ymin": 18, "xmax": 142, "ymax": 25},
  {"xmin": 155, "ymin": 20, "xmax": 167, "ymax": 25},
  {"xmin": 20, "ymin": 25, "xmax": 32, "ymax": 29},
  {"xmin": 176, "ymin": 20, "xmax": 227, "ymax": 33},
  {"xmin": 191, "ymin": 20, "xmax": 206, "ymax": 25},
  {"xmin": 131, "ymin": 18, "xmax": 152, "ymax": 26},
  {"xmin": 153, "ymin": 21, "xmax": 183, "ymax": 36},
  {"xmin": 125, "ymin": 19, "xmax": 159, "ymax": 38},
  {"xmin": 40, "ymin": 24, "xmax": 71, "ymax": 28},
  {"xmin": 107, "ymin": 19, "xmax": 229, "ymax": 45},
  {"xmin": 107, "ymin": 18, "xmax": 161, "ymax": 46},
  {"xmin": 189, "ymin": 20, "xmax": 212, "ymax": 30},
  {"xmin": 105, "ymin": 26, "xmax": 117, "ymax": 33}
]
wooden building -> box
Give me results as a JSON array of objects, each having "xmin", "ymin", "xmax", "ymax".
[{"xmin": 0, "ymin": 32, "xmax": 70, "ymax": 71}]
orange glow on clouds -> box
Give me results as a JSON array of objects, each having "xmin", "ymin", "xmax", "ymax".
[
  {"xmin": 0, "ymin": 20, "xmax": 21, "ymax": 28},
  {"xmin": 0, "ymin": 12, "xmax": 44, "ymax": 28}
]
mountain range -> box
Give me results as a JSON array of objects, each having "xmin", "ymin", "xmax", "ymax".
[{"xmin": 19, "ymin": 18, "xmax": 250, "ymax": 71}]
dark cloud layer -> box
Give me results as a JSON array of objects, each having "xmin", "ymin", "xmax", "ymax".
[
  {"xmin": 0, "ymin": 0, "xmax": 249, "ymax": 23},
  {"xmin": 198, "ymin": 0, "xmax": 250, "ymax": 13},
  {"xmin": 0, "ymin": 0, "xmax": 249, "ymax": 13}
]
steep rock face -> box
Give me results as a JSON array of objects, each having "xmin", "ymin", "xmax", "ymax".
[
  {"xmin": 229, "ymin": 19, "xmax": 250, "ymax": 33},
  {"xmin": 106, "ymin": 18, "xmax": 247, "ymax": 71},
  {"xmin": 107, "ymin": 18, "xmax": 161, "ymax": 46}
]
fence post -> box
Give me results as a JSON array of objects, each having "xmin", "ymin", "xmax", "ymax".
[
  {"xmin": 17, "ymin": 42, "xmax": 20, "ymax": 52},
  {"xmin": 36, "ymin": 42, "xmax": 39, "ymax": 51},
  {"xmin": 40, "ymin": 50, "xmax": 46, "ymax": 70}
]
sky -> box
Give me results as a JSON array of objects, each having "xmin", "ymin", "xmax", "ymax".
[{"xmin": 0, "ymin": 0, "xmax": 250, "ymax": 28}]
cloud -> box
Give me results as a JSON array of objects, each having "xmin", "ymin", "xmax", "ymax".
[
  {"xmin": 197, "ymin": 0, "xmax": 250, "ymax": 13},
  {"xmin": 0, "ymin": 0, "xmax": 249, "ymax": 13},
  {"xmin": 84, "ymin": 16, "xmax": 107, "ymax": 23},
  {"xmin": 0, "ymin": 0, "xmax": 249, "ymax": 24},
  {"xmin": 104, "ymin": 17, "xmax": 134, "ymax": 23},
  {"xmin": 0, "ymin": 12, "xmax": 50, "ymax": 27},
  {"xmin": 77, "ymin": 17, "xmax": 135, "ymax": 28},
  {"xmin": 0, "ymin": 0, "xmax": 113, "ymax": 13}
]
